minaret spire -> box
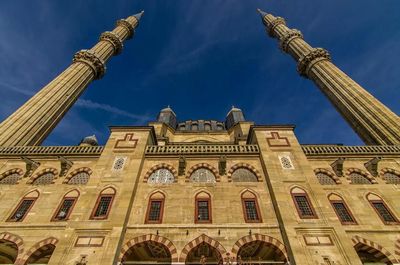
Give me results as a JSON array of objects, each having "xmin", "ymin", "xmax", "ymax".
[
  {"xmin": 0, "ymin": 11, "xmax": 144, "ymax": 147},
  {"xmin": 257, "ymin": 9, "xmax": 400, "ymax": 145}
]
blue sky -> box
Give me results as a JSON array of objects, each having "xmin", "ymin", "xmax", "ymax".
[{"xmin": 0, "ymin": 0, "xmax": 399, "ymax": 146}]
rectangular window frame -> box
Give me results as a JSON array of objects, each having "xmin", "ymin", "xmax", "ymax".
[
  {"xmin": 195, "ymin": 197, "xmax": 212, "ymax": 224},
  {"xmin": 330, "ymin": 200, "xmax": 357, "ymax": 225},
  {"xmin": 145, "ymin": 199, "xmax": 164, "ymax": 224},
  {"xmin": 90, "ymin": 194, "xmax": 115, "ymax": 220},
  {"xmin": 7, "ymin": 197, "xmax": 37, "ymax": 222},
  {"xmin": 369, "ymin": 200, "xmax": 399, "ymax": 225},
  {"xmin": 51, "ymin": 197, "xmax": 78, "ymax": 222},
  {"xmin": 292, "ymin": 193, "xmax": 318, "ymax": 219},
  {"xmin": 241, "ymin": 198, "xmax": 262, "ymax": 223}
]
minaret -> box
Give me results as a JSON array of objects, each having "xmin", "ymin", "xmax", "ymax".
[
  {"xmin": 257, "ymin": 9, "xmax": 400, "ymax": 145},
  {"xmin": 0, "ymin": 11, "xmax": 144, "ymax": 147}
]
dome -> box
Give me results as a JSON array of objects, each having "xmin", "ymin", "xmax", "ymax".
[{"xmin": 80, "ymin": 135, "xmax": 98, "ymax": 146}]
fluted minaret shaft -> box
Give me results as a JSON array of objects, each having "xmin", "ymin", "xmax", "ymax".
[
  {"xmin": 0, "ymin": 12, "xmax": 144, "ymax": 147},
  {"xmin": 258, "ymin": 9, "xmax": 400, "ymax": 145}
]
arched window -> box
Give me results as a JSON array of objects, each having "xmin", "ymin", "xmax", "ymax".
[
  {"xmin": 190, "ymin": 168, "xmax": 216, "ymax": 183},
  {"xmin": 204, "ymin": 123, "xmax": 211, "ymax": 131},
  {"xmin": 68, "ymin": 171, "xmax": 90, "ymax": 185},
  {"xmin": 7, "ymin": 190, "xmax": 39, "ymax": 222},
  {"xmin": 90, "ymin": 187, "xmax": 116, "ymax": 220},
  {"xmin": 241, "ymin": 191, "xmax": 262, "ymax": 223},
  {"xmin": 366, "ymin": 193, "xmax": 398, "ymax": 225},
  {"xmin": 33, "ymin": 172, "xmax": 55, "ymax": 185},
  {"xmin": 0, "ymin": 169, "xmax": 23, "ymax": 185},
  {"xmin": 291, "ymin": 187, "xmax": 317, "ymax": 219},
  {"xmin": 52, "ymin": 190, "xmax": 79, "ymax": 221},
  {"xmin": 232, "ymin": 168, "xmax": 258, "ymax": 182},
  {"xmin": 316, "ymin": 172, "xmax": 336, "ymax": 185},
  {"xmin": 383, "ymin": 172, "xmax": 400, "ymax": 184},
  {"xmin": 195, "ymin": 192, "xmax": 212, "ymax": 223},
  {"xmin": 349, "ymin": 172, "xmax": 372, "ymax": 184},
  {"xmin": 191, "ymin": 123, "xmax": 198, "ymax": 131},
  {"xmin": 145, "ymin": 192, "xmax": 165, "ymax": 224},
  {"xmin": 328, "ymin": 194, "xmax": 357, "ymax": 225},
  {"xmin": 148, "ymin": 169, "xmax": 175, "ymax": 184}
]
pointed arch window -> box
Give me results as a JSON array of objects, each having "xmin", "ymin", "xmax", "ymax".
[
  {"xmin": 195, "ymin": 192, "xmax": 212, "ymax": 223},
  {"xmin": 52, "ymin": 190, "xmax": 79, "ymax": 221},
  {"xmin": 328, "ymin": 194, "xmax": 357, "ymax": 225},
  {"xmin": 90, "ymin": 187, "xmax": 116, "ymax": 220},
  {"xmin": 366, "ymin": 193, "xmax": 398, "ymax": 225},
  {"xmin": 7, "ymin": 190, "xmax": 39, "ymax": 222},
  {"xmin": 232, "ymin": 168, "xmax": 258, "ymax": 182},
  {"xmin": 241, "ymin": 191, "xmax": 262, "ymax": 223},
  {"xmin": 291, "ymin": 187, "xmax": 317, "ymax": 219},
  {"xmin": 145, "ymin": 192, "xmax": 165, "ymax": 223}
]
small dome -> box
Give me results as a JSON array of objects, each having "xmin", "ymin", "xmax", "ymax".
[
  {"xmin": 80, "ymin": 135, "xmax": 98, "ymax": 146},
  {"xmin": 160, "ymin": 105, "xmax": 176, "ymax": 116},
  {"xmin": 226, "ymin": 106, "xmax": 242, "ymax": 117}
]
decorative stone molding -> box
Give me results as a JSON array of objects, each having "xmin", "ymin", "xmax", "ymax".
[
  {"xmin": 381, "ymin": 168, "xmax": 400, "ymax": 177},
  {"xmin": 116, "ymin": 19, "xmax": 135, "ymax": 39},
  {"xmin": 231, "ymin": 234, "xmax": 288, "ymax": 261},
  {"xmin": 227, "ymin": 163, "xmax": 262, "ymax": 182},
  {"xmin": 345, "ymin": 168, "xmax": 377, "ymax": 184},
  {"xmin": 364, "ymin": 157, "xmax": 381, "ymax": 177},
  {"xmin": 218, "ymin": 155, "xmax": 227, "ymax": 176},
  {"xmin": 178, "ymin": 156, "xmax": 186, "ymax": 176},
  {"xmin": 119, "ymin": 234, "xmax": 178, "ymax": 262},
  {"xmin": 73, "ymin": 49, "xmax": 105, "ymax": 79},
  {"xmin": 267, "ymin": 17, "xmax": 286, "ymax": 37},
  {"xmin": 0, "ymin": 232, "xmax": 24, "ymax": 264},
  {"xmin": 185, "ymin": 163, "xmax": 220, "ymax": 182},
  {"xmin": 145, "ymin": 144, "xmax": 259, "ymax": 156},
  {"xmin": 0, "ymin": 145, "xmax": 104, "ymax": 157},
  {"xmin": 330, "ymin": 157, "xmax": 345, "ymax": 177},
  {"xmin": 352, "ymin": 235, "xmax": 398, "ymax": 264},
  {"xmin": 63, "ymin": 167, "xmax": 92, "ymax": 184},
  {"xmin": 21, "ymin": 156, "xmax": 40, "ymax": 178},
  {"xmin": 279, "ymin": 29, "xmax": 303, "ymax": 52},
  {"xmin": 100, "ymin": 31, "xmax": 123, "ymax": 55},
  {"xmin": 0, "ymin": 168, "xmax": 24, "ymax": 183},
  {"xmin": 27, "ymin": 168, "xmax": 58, "ymax": 184},
  {"xmin": 143, "ymin": 163, "xmax": 178, "ymax": 183},
  {"xmin": 301, "ymin": 144, "xmax": 400, "ymax": 157},
  {"xmin": 18, "ymin": 237, "xmax": 59, "ymax": 265},
  {"xmin": 297, "ymin": 48, "xmax": 331, "ymax": 77},
  {"xmin": 58, "ymin": 156, "xmax": 73, "ymax": 177},
  {"xmin": 313, "ymin": 168, "xmax": 341, "ymax": 184},
  {"xmin": 180, "ymin": 234, "xmax": 227, "ymax": 261}
]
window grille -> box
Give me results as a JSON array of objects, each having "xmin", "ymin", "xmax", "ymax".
[
  {"xmin": 232, "ymin": 168, "xmax": 258, "ymax": 182},
  {"xmin": 371, "ymin": 202, "xmax": 397, "ymax": 223},
  {"xmin": 148, "ymin": 200, "xmax": 162, "ymax": 221},
  {"xmin": 94, "ymin": 196, "xmax": 113, "ymax": 218},
  {"xmin": 332, "ymin": 202, "xmax": 355, "ymax": 223},
  {"xmin": 54, "ymin": 198, "xmax": 75, "ymax": 220},
  {"xmin": 68, "ymin": 172, "xmax": 90, "ymax": 185},
  {"xmin": 349, "ymin": 172, "xmax": 372, "ymax": 184},
  {"xmin": 113, "ymin": 157, "xmax": 126, "ymax": 171},
  {"xmin": 197, "ymin": 201, "xmax": 209, "ymax": 221},
  {"xmin": 294, "ymin": 195, "xmax": 315, "ymax": 218},
  {"xmin": 244, "ymin": 200, "xmax": 259, "ymax": 221},
  {"xmin": 279, "ymin": 156, "xmax": 294, "ymax": 169},
  {"xmin": 148, "ymin": 169, "xmax": 174, "ymax": 184},
  {"xmin": 384, "ymin": 172, "xmax": 400, "ymax": 184},
  {"xmin": 33, "ymin": 172, "xmax": 55, "ymax": 185},
  {"xmin": 0, "ymin": 173, "xmax": 20, "ymax": 185},
  {"xmin": 316, "ymin": 172, "xmax": 336, "ymax": 185},
  {"xmin": 10, "ymin": 199, "xmax": 34, "ymax": 221},
  {"xmin": 190, "ymin": 168, "xmax": 216, "ymax": 183}
]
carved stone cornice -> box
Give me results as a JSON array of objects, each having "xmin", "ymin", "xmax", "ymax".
[
  {"xmin": 279, "ymin": 29, "xmax": 303, "ymax": 52},
  {"xmin": 73, "ymin": 50, "xmax": 106, "ymax": 79},
  {"xmin": 267, "ymin": 17, "xmax": 286, "ymax": 37},
  {"xmin": 297, "ymin": 48, "xmax": 331, "ymax": 77},
  {"xmin": 99, "ymin": 31, "xmax": 123, "ymax": 55},
  {"xmin": 21, "ymin": 156, "xmax": 40, "ymax": 178},
  {"xmin": 58, "ymin": 156, "xmax": 73, "ymax": 177},
  {"xmin": 116, "ymin": 19, "xmax": 134, "ymax": 39}
]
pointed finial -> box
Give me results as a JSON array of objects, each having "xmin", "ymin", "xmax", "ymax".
[
  {"xmin": 257, "ymin": 8, "xmax": 268, "ymax": 18},
  {"xmin": 133, "ymin": 10, "xmax": 144, "ymax": 20}
]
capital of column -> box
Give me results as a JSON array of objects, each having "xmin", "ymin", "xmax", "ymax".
[
  {"xmin": 297, "ymin": 48, "xmax": 331, "ymax": 77},
  {"xmin": 73, "ymin": 49, "xmax": 106, "ymax": 79},
  {"xmin": 279, "ymin": 29, "xmax": 303, "ymax": 53},
  {"xmin": 116, "ymin": 19, "xmax": 135, "ymax": 39},
  {"xmin": 266, "ymin": 17, "xmax": 286, "ymax": 37},
  {"xmin": 100, "ymin": 31, "xmax": 123, "ymax": 55}
]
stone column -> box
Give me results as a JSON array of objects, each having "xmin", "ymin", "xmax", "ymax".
[
  {"xmin": 0, "ymin": 11, "xmax": 144, "ymax": 147},
  {"xmin": 257, "ymin": 9, "xmax": 400, "ymax": 145}
]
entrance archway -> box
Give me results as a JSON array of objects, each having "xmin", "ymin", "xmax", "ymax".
[
  {"xmin": 352, "ymin": 236, "xmax": 398, "ymax": 265},
  {"xmin": 25, "ymin": 244, "xmax": 55, "ymax": 264},
  {"xmin": 181, "ymin": 234, "xmax": 226, "ymax": 265},
  {"xmin": 0, "ymin": 239, "xmax": 18, "ymax": 264},
  {"xmin": 120, "ymin": 235, "xmax": 178, "ymax": 265},
  {"xmin": 232, "ymin": 234, "xmax": 288, "ymax": 264}
]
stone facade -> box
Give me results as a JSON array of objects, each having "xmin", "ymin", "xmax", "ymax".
[{"xmin": 0, "ymin": 8, "xmax": 399, "ymax": 265}]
